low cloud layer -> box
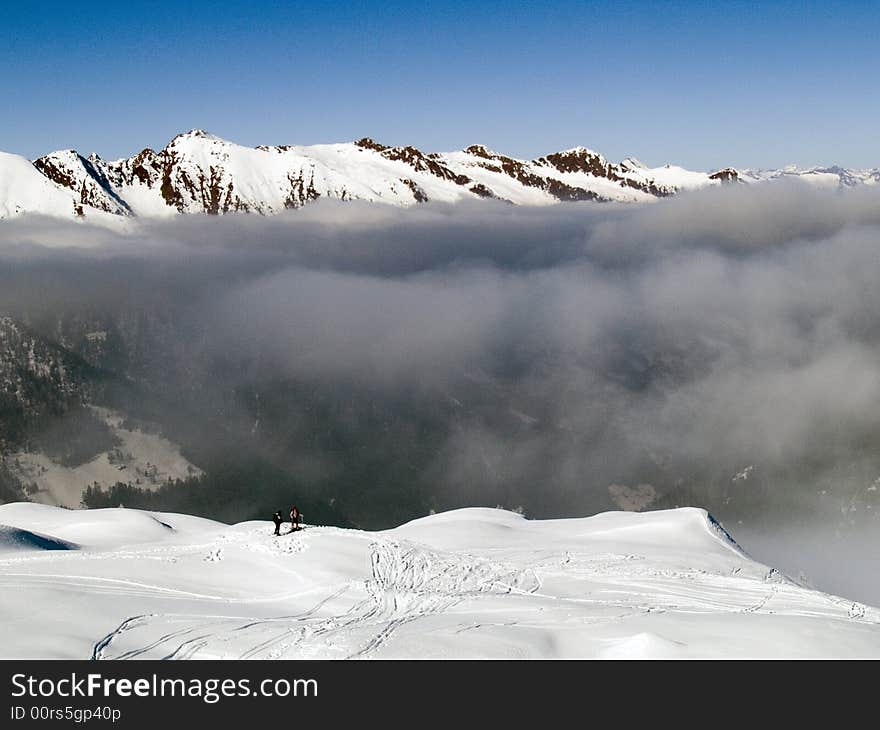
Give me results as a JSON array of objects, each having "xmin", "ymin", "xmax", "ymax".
[{"xmin": 3, "ymin": 183, "xmax": 880, "ymax": 539}]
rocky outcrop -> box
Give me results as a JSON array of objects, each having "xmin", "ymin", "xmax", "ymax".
[
  {"xmin": 33, "ymin": 151, "xmax": 132, "ymax": 216},
  {"xmin": 709, "ymin": 168, "xmax": 739, "ymax": 183}
]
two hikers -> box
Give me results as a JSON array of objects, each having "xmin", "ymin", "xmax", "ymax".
[{"xmin": 271, "ymin": 505, "xmax": 303, "ymax": 535}]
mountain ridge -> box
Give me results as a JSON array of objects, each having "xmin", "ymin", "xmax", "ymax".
[{"xmin": 0, "ymin": 129, "xmax": 877, "ymax": 222}]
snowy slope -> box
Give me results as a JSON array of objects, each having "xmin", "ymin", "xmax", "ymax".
[{"xmin": 0, "ymin": 503, "xmax": 877, "ymax": 659}]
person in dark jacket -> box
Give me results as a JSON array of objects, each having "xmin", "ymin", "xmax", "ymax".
[
  {"xmin": 290, "ymin": 505, "xmax": 302, "ymax": 532},
  {"xmin": 272, "ymin": 510, "xmax": 283, "ymax": 536}
]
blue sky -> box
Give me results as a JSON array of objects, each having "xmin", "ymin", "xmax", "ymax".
[{"xmin": 2, "ymin": 1, "xmax": 878, "ymax": 169}]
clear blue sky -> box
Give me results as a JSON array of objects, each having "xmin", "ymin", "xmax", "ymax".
[{"xmin": 2, "ymin": 0, "xmax": 878, "ymax": 170}]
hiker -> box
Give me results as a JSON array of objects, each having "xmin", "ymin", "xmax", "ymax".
[
  {"xmin": 272, "ymin": 510, "xmax": 283, "ymax": 536},
  {"xmin": 290, "ymin": 505, "xmax": 302, "ymax": 532}
]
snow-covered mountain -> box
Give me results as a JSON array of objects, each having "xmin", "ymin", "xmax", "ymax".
[
  {"xmin": 2, "ymin": 129, "xmax": 875, "ymax": 223},
  {"xmin": 0, "ymin": 151, "xmax": 104, "ymax": 221},
  {"xmin": 1, "ymin": 503, "xmax": 878, "ymax": 659},
  {"xmin": 741, "ymin": 164, "xmax": 880, "ymax": 188},
  {"xmin": 22, "ymin": 130, "xmax": 725, "ymax": 220}
]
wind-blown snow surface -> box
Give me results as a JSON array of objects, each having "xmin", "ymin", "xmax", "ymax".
[{"xmin": 0, "ymin": 504, "xmax": 877, "ymax": 659}]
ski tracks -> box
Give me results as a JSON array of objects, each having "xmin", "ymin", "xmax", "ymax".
[
  {"xmin": 346, "ymin": 538, "xmax": 541, "ymax": 658},
  {"xmin": 90, "ymin": 535, "xmax": 542, "ymax": 660}
]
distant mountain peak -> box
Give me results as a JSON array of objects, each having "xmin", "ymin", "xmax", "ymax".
[
  {"xmin": 166, "ymin": 130, "xmax": 230, "ymax": 152},
  {"xmin": 554, "ymin": 145, "xmax": 602, "ymax": 157},
  {"xmin": 463, "ymin": 144, "xmax": 496, "ymax": 158},
  {"xmin": 171, "ymin": 128, "xmax": 214, "ymax": 142},
  {"xmin": 354, "ymin": 137, "xmax": 388, "ymax": 152}
]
